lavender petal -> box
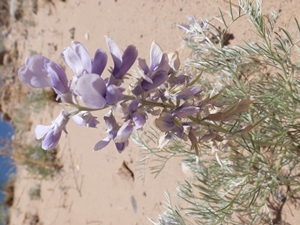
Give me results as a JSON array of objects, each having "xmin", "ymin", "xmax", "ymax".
[
  {"xmin": 72, "ymin": 111, "xmax": 100, "ymax": 128},
  {"xmin": 18, "ymin": 55, "xmax": 52, "ymax": 88},
  {"xmin": 114, "ymin": 121, "xmax": 133, "ymax": 143},
  {"xmin": 72, "ymin": 41, "xmax": 92, "ymax": 74},
  {"xmin": 154, "ymin": 113, "xmax": 175, "ymax": 132},
  {"xmin": 104, "ymin": 111, "xmax": 119, "ymax": 132},
  {"xmin": 132, "ymin": 112, "xmax": 146, "ymax": 129},
  {"xmin": 115, "ymin": 141, "xmax": 129, "ymax": 153},
  {"xmin": 74, "ymin": 73, "xmax": 107, "ymax": 109},
  {"xmin": 42, "ymin": 129, "xmax": 62, "ymax": 150},
  {"xmin": 35, "ymin": 125, "xmax": 53, "ymax": 140},
  {"xmin": 173, "ymin": 106, "xmax": 199, "ymax": 118},
  {"xmin": 132, "ymin": 84, "xmax": 144, "ymax": 96},
  {"xmin": 94, "ymin": 136, "xmax": 112, "ymax": 151},
  {"xmin": 61, "ymin": 46, "xmax": 85, "ymax": 75},
  {"xmin": 141, "ymin": 71, "xmax": 168, "ymax": 91},
  {"xmin": 45, "ymin": 61, "xmax": 69, "ymax": 95},
  {"xmin": 128, "ymin": 99, "xmax": 139, "ymax": 114},
  {"xmin": 174, "ymin": 85, "xmax": 202, "ymax": 100},
  {"xmin": 113, "ymin": 45, "xmax": 138, "ymax": 79},
  {"xmin": 149, "ymin": 41, "xmax": 163, "ymax": 71},
  {"xmin": 105, "ymin": 85, "xmax": 124, "ymax": 105},
  {"xmin": 92, "ymin": 48, "xmax": 107, "ymax": 76},
  {"xmin": 138, "ymin": 58, "xmax": 149, "ymax": 75},
  {"xmin": 105, "ymin": 36, "xmax": 122, "ymax": 70}
]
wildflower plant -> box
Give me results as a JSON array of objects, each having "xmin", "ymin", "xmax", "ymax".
[
  {"xmin": 28, "ymin": 184, "xmax": 41, "ymax": 200},
  {"xmin": 17, "ymin": 0, "xmax": 300, "ymax": 224},
  {"xmin": 18, "ymin": 35, "xmax": 246, "ymax": 154},
  {"xmin": 146, "ymin": 1, "xmax": 300, "ymax": 224}
]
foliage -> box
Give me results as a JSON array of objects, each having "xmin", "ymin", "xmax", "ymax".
[
  {"xmin": 28, "ymin": 184, "xmax": 41, "ymax": 200},
  {"xmin": 0, "ymin": 204, "xmax": 8, "ymax": 225},
  {"xmin": 14, "ymin": 144, "xmax": 60, "ymax": 179},
  {"xmin": 12, "ymin": 88, "xmax": 55, "ymax": 133},
  {"xmin": 0, "ymin": 175, "xmax": 15, "ymax": 225},
  {"xmin": 133, "ymin": 1, "xmax": 300, "ymax": 224}
]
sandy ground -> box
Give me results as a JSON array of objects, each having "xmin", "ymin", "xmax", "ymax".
[{"xmin": 3, "ymin": 0, "xmax": 300, "ymax": 224}]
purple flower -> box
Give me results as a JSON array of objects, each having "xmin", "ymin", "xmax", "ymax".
[
  {"xmin": 92, "ymin": 48, "xmax": 108, "ymax": 76},
  {"xmin": 73, "ymin": 73, "xmax": 107, "ymax": 109},
  {"xmin": 105, "ymin": 85, "xmax": 125, "ymax": 105},
  {"xmin": 45, "ymin": 61, "xmax": 69, "ymax": 95},
  {"xmin": 44, "ymin": 60, "xmax": 73, "ymax": 102},
  {"xmin": 172, "ymin": 85, "xmax": 202, "ymax": 100},
  {"xmin": 172, "ymin": 103, "xmax": 199, "ymax": 117},
  {"xmin": 94, "ymin": 111, "xmax": 128, "ymax": 153},
  {"xmin": 61, "ymin": 41, "xmax": 91, "ymax": 76},
  {"xmin": 155, "ymin": 103, "xmax": 199, "ymax": 133},
  {"xmin": 18, "ymin": 55, "xmax": 72, "ymax": 103},
  {"xmin": 132, "ymin": 42, "xmax": 170, "ymax": 95},
  {"xmin": 61, "ymin": 41, "xmax": 107, "ymax": 77},
  {"xmin": 155, "ymin": 112, "xmax": 191, "ymax": 141},
  {"xmin": 105, "ymin": 36, "xmax": 138, "ymax": 85},
  {"xmin": 121, "ymin": 99, "xmax": 146, "ymax": 129},
  {"xmin": 168, "ymin": 73, "xmax": 190, "ymax": 88},
  {"xmin": 35, "ymin": 110, "xmax": 70, "ymax": 150},
  {"xmin": 114, "ymin": 120, "xmax": 134, "ymax": 143},
  {"xmin": 18, "ymin": 55, "xmax": 53, "ymax": 88},
  {"xmin": 61, "ymin": 40, "xmax": 133, "ymax": 107},
  {"xmin": 179, "ymin": 16, "xmax": 209, "ymax": 34},
  {"xmin": 72, "ymin": 111, "xmax": 100, "ymax": 128},
  {"xmin": 155, "ymin": 112, "xmax": 176, "ymax": 132}
]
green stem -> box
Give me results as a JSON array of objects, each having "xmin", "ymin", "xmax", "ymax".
[
  {"xmin": 140, "ymin": 99, "xmax": 175, "ymax": 109},
  {"xmin": 188, "ymin": 116, "xmax": 231, "ymax": 134}
]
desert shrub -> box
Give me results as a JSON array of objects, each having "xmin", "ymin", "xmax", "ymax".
[
  {"xmin": 0, "ymin": 174, "xmax": 15, "ymax": 225},
  {"xmin": 0, "ymin": 204, "xmax": 8, "ymax": 225},
  {"xmin": 28, "ymin": 184, "xmax": 41, "ymax": 200},
  {"xmin": 135, "ymin": 1, "xmax": 300, "ymax": 224},
  {"xmin": 12, "ymin": 88, "xmax": 55, "ymax": 132},
  {"xmin": 16, "ymin": 144, "xmax": 60, "ymax": 178}
]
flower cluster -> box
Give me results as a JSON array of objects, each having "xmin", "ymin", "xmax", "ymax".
[
  {"xmin": 18, "ymin": 36, "xmax": 250, "ymax": 153},
  {"xmin": 19, "ymin": 36, "xmax": 137, "ymax": 151}
]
